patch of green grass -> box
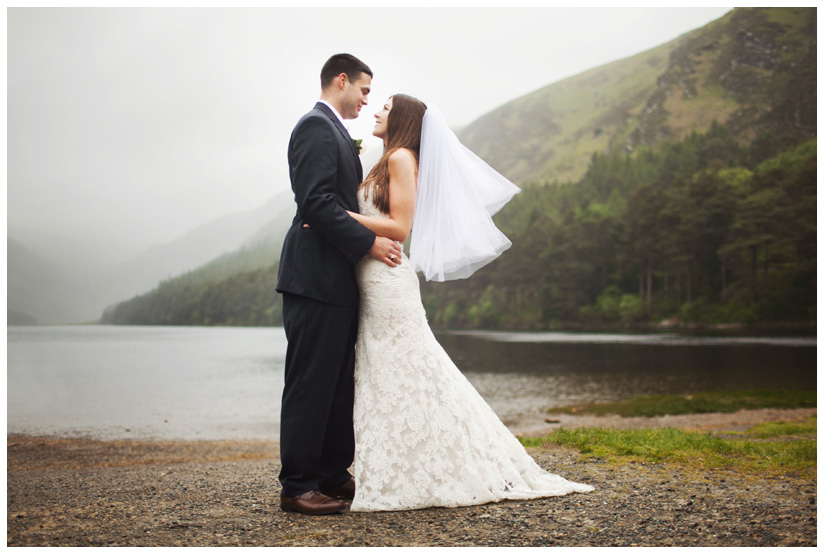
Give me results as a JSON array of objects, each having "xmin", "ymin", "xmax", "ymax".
[
  {"xmin": 520, "ymin": 425, "xmax": 816, "ymax": 476},
  {"xmin": 740, "ymin": 415, "xmax": 817, "ymax": 438},
  {"xmin": 547, "ymin": 389, "xmax": 816, "ymax": 417}
]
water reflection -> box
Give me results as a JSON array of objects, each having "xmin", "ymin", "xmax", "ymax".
[{"xmin": 436, "ymin": 331, "xmax": 816, "ymax": 424}]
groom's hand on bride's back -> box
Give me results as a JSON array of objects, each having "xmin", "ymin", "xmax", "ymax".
[
  {"xmin": 370, "ymin": 236, "xmax": 402, "ymax": 267},
  {"xmin": 303, "ymin": 224, "xmax": 400, "ymax": 267}
]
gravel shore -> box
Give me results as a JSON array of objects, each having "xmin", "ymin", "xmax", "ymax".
[{"xmin": 6, "ymin": 409, "xmax": 817, "ymax": 547}]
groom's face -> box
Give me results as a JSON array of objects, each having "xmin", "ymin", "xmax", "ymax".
[{"xmin": 340, "ymin": 72, "xmax": 372, "ymax": 120}]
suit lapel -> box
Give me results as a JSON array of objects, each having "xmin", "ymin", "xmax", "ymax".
[{"xmin": 314, "ymin": 102, "xmax": 361, "ymax": 162}]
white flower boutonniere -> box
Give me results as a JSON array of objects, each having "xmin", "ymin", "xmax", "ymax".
[{"xmin": 353, "ymin": 138, "xmax": 363, "ymax": 155}]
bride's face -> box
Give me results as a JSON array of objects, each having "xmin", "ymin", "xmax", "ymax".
[{"xmin": 372, "ymin": 97, "xmax": 393, "ymax": 140}]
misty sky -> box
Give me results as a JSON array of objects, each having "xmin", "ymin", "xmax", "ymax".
[{"xmin": 7, "ymin": 6, "xmax": 733, "ymax": 261}]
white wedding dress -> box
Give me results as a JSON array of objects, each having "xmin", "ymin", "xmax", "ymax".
[{"xmin": 350, "ymin": 187, "xmax": 594, "ymax": 512}]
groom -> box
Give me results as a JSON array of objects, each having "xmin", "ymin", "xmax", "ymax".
[{"xmin": 276, "ymin": 54, "xmax": 402, "ymax": 515}]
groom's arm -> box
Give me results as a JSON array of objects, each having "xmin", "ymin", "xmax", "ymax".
[{"xmin": 289, "ymin": 115, "xmax": 376, "ymax": 263}]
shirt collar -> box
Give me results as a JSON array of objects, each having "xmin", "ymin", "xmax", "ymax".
[{"xmin": 318, "ymin": 100, "xmax": 347, "ymax": 129}]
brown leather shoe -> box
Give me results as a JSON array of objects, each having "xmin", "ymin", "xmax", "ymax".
[
  {"xmin": 280, "ymin": 490, "xmax": 345, "ymax": 515},
  {"xmin": 321, "ymin": 478, "xmax": 355, "ymax": 501}
]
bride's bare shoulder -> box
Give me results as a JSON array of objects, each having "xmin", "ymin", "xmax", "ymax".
[{"xmin": 388, "ymin": 148, "xmax": 418, "ymax": 173}]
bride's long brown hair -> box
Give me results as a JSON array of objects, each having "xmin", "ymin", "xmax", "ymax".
[{"xmin": 360, "ymin": 94, "xmax": 427, "ymax": 213}]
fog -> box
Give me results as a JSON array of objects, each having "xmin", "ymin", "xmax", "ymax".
[{"xmin": 8, "ymin": 6, "xmax": 732, "ymax": 262}]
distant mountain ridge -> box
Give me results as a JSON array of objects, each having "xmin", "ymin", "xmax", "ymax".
[
  {"xmin": 8, "ymin": 191, "xmax": 294, "ymax": 324},
  {"xmin": 7, "ymin": 238, "xmax": 91, "ymax": 324},
  {"xmin": 459, "ymin": 7, "xmax": 815, "ymax": 185},
  {"xmin": 99, "ymin": 190, "xmax": 294, "ymax": 300}
]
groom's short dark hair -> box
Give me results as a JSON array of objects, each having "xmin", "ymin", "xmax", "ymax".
[{"xmin": 321, "ymin": 54, "xmax": 373, "ymax": 89}]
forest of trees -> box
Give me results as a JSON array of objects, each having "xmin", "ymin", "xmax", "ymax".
[
  {"xmin": 104, "ymin": 121, "xmax": 815, "ymax": 330},
  {"xmin": 420, "ymin": 124, "xmax": 816, "ymax": 329}
]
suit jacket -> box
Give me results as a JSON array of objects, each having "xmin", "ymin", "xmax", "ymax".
[{"xmin": 276, "ymin": 102, "xmax": 376, "ymax": 306}]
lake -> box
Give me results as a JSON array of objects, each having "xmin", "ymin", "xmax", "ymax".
[{"xmin": 6, "ymin": 325, "xmax": 816, "ymax": 441}]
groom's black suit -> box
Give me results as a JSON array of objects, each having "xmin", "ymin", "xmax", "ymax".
[{"xmin": 276, "ymin": 102, "xmax": 375, "ymax": 498}]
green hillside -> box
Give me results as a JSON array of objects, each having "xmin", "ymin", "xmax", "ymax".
[
  {"xmin": 101, "ymin": 239, "xmax": 282, "ymax": 326},
  {"xmin": 459, "ymin": 7, "xmax": 815, "ymax": 185},
  {"xmin": 103, "ymin": 7, "xmax": 815, "ymax": 330}
]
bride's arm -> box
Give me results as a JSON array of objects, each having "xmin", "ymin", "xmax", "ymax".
[{"xmin": 348, "ymin": 149, "xmax": 417, "ymax": 243}]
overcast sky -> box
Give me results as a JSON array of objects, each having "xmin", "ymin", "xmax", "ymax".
[{"xmin": 7, "ymin": 6, "xmax": 734, "ymax": 260}]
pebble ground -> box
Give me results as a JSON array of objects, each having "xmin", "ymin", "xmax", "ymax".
[{"xmin": 6, "ymin": 410, "xmax": 816, "ymax": 547}]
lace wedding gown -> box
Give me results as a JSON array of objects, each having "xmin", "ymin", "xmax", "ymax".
[{"xmin": 350, "ymin": 187, "xmax": 594, "ymax": 512}]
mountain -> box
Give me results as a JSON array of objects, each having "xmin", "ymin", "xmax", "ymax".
[
  {"xmin": 98, "ymin": 6, "xmax": 817, "ymax": 330},
  {"xmin": 100, "ymin": 244, "xmax": 283, "ymax": 327},
  {"xmin": 7, "ymin": 238, "xmax": 92, "ymax": 324},
  {"xmin": 99, "ymin": 154, "xmax": 393, "ymax": 325},
  {"xmin": 100, "ymin": 194, "xmax": 295, "ymax": 326},
  {"xmin": 8, "ymin": 191, "xmax": 295, "ymax": 324},
  {"xmin": 98, "ymin": 189, "xmax": 294, "ymax": 301},
  {"xmin": 459, "ymin": 7, "xmax": 816, "ymax": 185}
]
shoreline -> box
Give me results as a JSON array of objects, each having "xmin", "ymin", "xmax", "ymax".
[
  {"xmin": 507, "ymin": 406, "xmax": 818, "ymax": 437},
  {"xmin": 7, "ymin": 409, "xmax": 816, "ymax": 547},
  {"xmin": 7, "ymin": 407, "xmax": 817, "ymax": 470},
  {"xmin": 9, "ymin": 322, "xmax": 817, "ymax": 335},
  {"xmin": 7, "ymin": 406, "xmax": 817, "ymax": 452},
  {"xmin": 6, "ymin": 435, "xmax": 277, "ymax": 472}
]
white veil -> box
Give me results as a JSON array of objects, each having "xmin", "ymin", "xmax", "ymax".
[{"xmin": 410, "ymin": 105, "xmax": 521, "ymax": 281}]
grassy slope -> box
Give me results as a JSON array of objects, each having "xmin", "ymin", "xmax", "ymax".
[
  {"xmin": 460, "ymin": 40, "xmax": 674, "ymax": 185},
  {"xmin": 459, "ymin": 7, "xmax": 815, "ymax": 186}
]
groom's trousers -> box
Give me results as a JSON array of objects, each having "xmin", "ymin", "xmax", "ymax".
[{"xmin": 279, "ymin": 292, "xmax": 358, "ymax": 498}]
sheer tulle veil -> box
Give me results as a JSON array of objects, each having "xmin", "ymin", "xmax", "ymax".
[{"xmin": 409, "ymin": 105, "xmax": 521, "ymax": 281}]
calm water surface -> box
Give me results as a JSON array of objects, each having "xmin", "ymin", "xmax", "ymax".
[
  {"xmin": 444, "ymin": 330, "xmax": 816, "ymax": 426},
  {"xmin": 6, "ymin": 326, "xmax": 815, "ymax": 440},
  {"xmin": 8, "ymin": 326, "xmax": 285, "ymax": 440}
]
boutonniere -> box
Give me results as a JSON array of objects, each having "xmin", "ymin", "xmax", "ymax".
[{"xmin": 353, "ymin": 138, "xmax": 363, "ymax": 155}]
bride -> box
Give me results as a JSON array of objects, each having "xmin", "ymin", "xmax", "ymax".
[{"xmin": 345, "ymin": 94, "xmax": 594, "ymax": 512}]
